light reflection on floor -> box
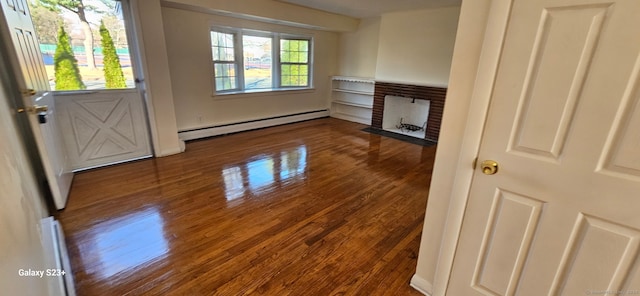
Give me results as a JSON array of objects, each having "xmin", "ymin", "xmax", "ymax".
[
  {"xmin": 77, "ymin": 207, "xmax": 168, "ymax": 279},
  {"xmin": 281, "ymin": 145, "xmax": 307, "ymax": 180},
  {"xmin": 221, "ymin": 145, "xmax": 307, "ymax": 202},
  {"xmin": 248, "ymin": 157, "xmax": 275, "ymax": 191},
  {"xmin": 222, "ymin": 166, "xmax": 244, "ymax": 200}
]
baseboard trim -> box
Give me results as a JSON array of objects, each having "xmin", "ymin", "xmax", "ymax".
[
  {"xmin": 156, "ymin": 141, "xmax": 185, "ymax": 157},
  {"xmin": 178, "ymin": 110, "xmax": 330, "ymax": 141},
  {"xmin": 330, "ymin": 112, "xmax": 371, "ymax": 125},
  {"xmin": 410, "ymin": 274, "xmax": 433, "ymax": 296},
  {"xmin": 41, "ymin": 217, "xmax": 76, "ymax": 296}
]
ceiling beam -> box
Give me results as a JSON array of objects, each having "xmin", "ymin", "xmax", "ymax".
[{"xmin": 161, "ymin": 0, "xmax": 360, "ymax": 32}]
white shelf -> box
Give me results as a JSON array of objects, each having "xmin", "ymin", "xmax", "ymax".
[
  {"xmin": 330, "ymin": 76, "xmax": 375, "ymax": 124},
  {"xmin": 332, "ymin": 88, "xmax": 375, "ymax": 96},
  {"xmin": 331, "ymin": 76, "xmax": 375, "ymax": 84},
  {"xmin": 332, "ymin": 100, "xmax": 373, "ymax": 109}
]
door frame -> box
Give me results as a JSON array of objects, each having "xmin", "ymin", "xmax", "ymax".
[
  {"xmin": 412, "ymin": 0, "xmax": 515, "ymax": 295},
  {"xmin": 124, "ymin": 0, "xmax": 162, "ymax": 157},
  {"xmin": 119, "ymin": 0, "xmax": 157, "ymax": 155}
]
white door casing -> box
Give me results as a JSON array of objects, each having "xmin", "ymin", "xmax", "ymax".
[
  {"xmin": 447, "ymin": 0, "xmax": 640, "ymax": 295},
  {"xmin": 0, "ymin": 0, "xmax": 73, "ymax": 209},
  {"xmin": 56, "ymin": 90, "xmax": 152, "ymax": 171}
]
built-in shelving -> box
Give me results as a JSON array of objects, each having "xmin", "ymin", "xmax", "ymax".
[
  {"xmin": 332, "ymin": 100, "xmax": 373, "ymax": 109},
  {"xmin": 332, "ymin": 89, "xmax": 375, "ymax": 96},
  {"xmin": 330, "ymin": 76, "xmax": 375, "ymax": 125}
]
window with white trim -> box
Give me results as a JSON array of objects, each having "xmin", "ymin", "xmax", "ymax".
[{"xmin": 210, "ymin": 28, "xmax": 312, "ymax": 94}]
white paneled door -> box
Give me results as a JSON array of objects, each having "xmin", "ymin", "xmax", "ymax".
[
  {"xmin": 56, "ymin": 90, "xmax": 151, "ymax": 171},
  {"xmin": 448, "ymin": 0, "xmax": 640, "ymax": 295},
  {"xmin": 1, "ymin": 0, "xmax": 73, "ymax": 209}
]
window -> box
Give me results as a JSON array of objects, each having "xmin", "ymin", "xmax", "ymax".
[
  {"xmin": 280, "ymin": 39, "xmax": 309, "ymax": 87},
  {"xmin": 211, "ymin": 31, "xmax": 238, "ymax": 91},
  {"xmin": 29, "ymin": 0, "xmax": 137, "ymax": 90},
  {"xmin": 243, "ymin": 35, "xmax": 272, "ymax": 89},
  {"xmin": 210, "ymin": 28, "xmax": 312, "ymax": 94}
]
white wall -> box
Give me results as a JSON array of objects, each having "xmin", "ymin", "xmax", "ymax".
[
  {"xmin": 0, "ymin": 67, "xmax": 51, "ymax": 295},
  {"xmin": 161, "ymin": 6, "xmax": 339, "ymax": 132},
  {"xmin": 338, "ymin": 17, "xmax": 381, "ymax": 78},
  {"xmin": 375, "ymin": 6, "xmax": 460, "ymax": 87}
]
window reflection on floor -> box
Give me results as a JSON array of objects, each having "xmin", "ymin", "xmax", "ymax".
[
  {"xmin": 222, "ymin": 166, "xmax": 244, "ymax": 200},
  {"xmin": 221, "ymin": 145, "xmax": 308, "ymax": 203},
  {"xmin": 248, "ymin": 157, "xmax": 275, "ymax": 192},
  {"xmin": 77, "ymin": 207, "xmax": 168, "ymax": 279},
  {"xmin": 281, "ymin": 145, "xmax": 307, "ymax": 180}
]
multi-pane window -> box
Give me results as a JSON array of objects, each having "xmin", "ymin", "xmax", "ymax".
[
  {"xmin": 211, "ymin": 31, "xmax": 238, "ymax": 91},
  {"xmin": 243, "ymin": 35, "xmax": 272, "ymax": 89},
  {"xmin": 211, "ymin": 28, "xmax": 312, "ymax": 94},
  {"xmin": 280, "ymin": 39, "xmax": 309, "ymax": 87}
]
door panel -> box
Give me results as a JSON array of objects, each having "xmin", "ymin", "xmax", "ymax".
[
  {"xmin": 472, "ymin": 189, "xmax": 543, "ymax": 296},
  {"xmin": 1, "ymin": 0, "xmax": 73, "ymax": 209},
  {"xmin": 550, "ymin": 214, "xmax": 640, "ymax": 295},
  {"xmin": 448, "ymin": 0, "xmax": 640, "ymax": 295},
  {"xmin": 56, "ymin": 90, "xmax": 151, "ymax": 170},
  {"xmin": 599, "ymin": 66, "xmax": 640, "ymax": 179},
  {"xmin": 509, "ymin": 4, "xmax": 608, "ymax": 162}
]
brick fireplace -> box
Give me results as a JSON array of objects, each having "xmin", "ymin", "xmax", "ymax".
[{"xmin": 371, "ymin": 82, "xmax": 447, "ymax": 142}]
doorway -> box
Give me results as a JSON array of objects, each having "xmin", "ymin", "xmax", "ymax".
[{"xmin": 29, "ymin": 0, "xmax": 152, "ymax": 171}]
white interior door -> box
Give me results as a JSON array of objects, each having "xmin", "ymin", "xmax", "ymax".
[
  {"xmin": 1, "ymin": 0, "xmax": 73, "ymax": 210},
  {"xmin": 448, "ymin": 0, "xmax": 640, "ymax": 295}
]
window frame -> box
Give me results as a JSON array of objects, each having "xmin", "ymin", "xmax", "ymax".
[
  {"xmin": 211, "ymin": 28, "xmax": 242, "ymax": 92},
  {"xmin": 210, "ymin": 27, "xmax": 313, "ymax": 95},
  {"xmin": 278, "ymin": 36, "xmax": 312, "ymax": 89}
]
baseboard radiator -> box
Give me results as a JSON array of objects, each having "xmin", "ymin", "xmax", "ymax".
[
  {"xmin": 40, "ymin": 217, "xmax": 76, "ymax": 296},
  {"xmin": 178, "ymin": 110, "xmax": 330, "ymax": 141}
]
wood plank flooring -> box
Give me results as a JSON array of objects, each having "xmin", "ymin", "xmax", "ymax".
[{"xmin": 56, "ymin": 118, "xmax": 436, "ymax": 295}]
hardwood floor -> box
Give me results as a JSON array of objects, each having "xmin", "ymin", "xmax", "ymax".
[{"xmin": 56, "ymin": 118, "xmax": 436, "ymax": 295}]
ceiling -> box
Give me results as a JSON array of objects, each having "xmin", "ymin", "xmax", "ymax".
[{"xmin": 278, "ymin": 0, "xmax": 462, "ymax": 18}]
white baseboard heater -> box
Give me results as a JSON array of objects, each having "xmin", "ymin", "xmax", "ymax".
[
  {"xmin": 178, "ymin": 110, "xmax": 329, "ymax": 141},
  {"xmin": 41, "ymin": 217, "xmax": 76, "ymax": 296}
]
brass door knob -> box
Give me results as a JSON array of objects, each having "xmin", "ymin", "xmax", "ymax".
[
  {"xmin": 481, "ymin": 160, "xmax": 499, "ymax": 175},
  {"xmin": 17, "ymin": 105, "xmax": 48, "ymax": 114}
]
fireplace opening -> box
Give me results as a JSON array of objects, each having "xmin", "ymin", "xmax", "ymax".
[{"xmin": 382, "ymin": 95, "xmax": 430, "ymax": 139}]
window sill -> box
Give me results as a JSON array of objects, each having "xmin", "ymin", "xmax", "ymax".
[{"xmin": 213, "ymin": 87, "xmax": 315, "ymax": 99}]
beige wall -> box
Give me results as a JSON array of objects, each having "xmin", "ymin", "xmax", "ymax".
[
  {"xmin": 375, "ymin": 6, "xmax": 460, "ymax": 87},
  {"xmin": 412, "ymin": 1, "xmax": 493, "ymax": 295},
  {"xmin": 0, "ymin": 66, "xmax": 51, "ymax": 295},
  {"xmin": 132, "ymin": 0, "xmax": 356, "ymax": 153},
  {"xmin": 338, "ymin": 17, "xmax": 381, "ymax": 78},
  {"xmin": 161, "ymin": 6, "xmax": 339, "ymax": 131}
]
